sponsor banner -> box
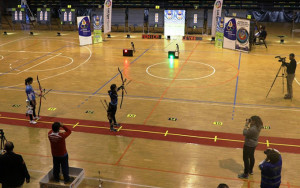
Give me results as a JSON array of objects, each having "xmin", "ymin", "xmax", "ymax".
[
  {"xmin": 211, "ymin": 0, "xmax": 223, "ymax": 37},
  {"xmin": 142, "ymin": 34, "xmax": 162, "ymax": 39},
  {"xmin": 235, "ymin": 18, "xmax": 250, "ymax": 52},
  {"xmin": 215, "ymin": 17, "xmax": 224, "ymax": 48},
  {"xmin": 164, "ymin": 10, "xmax": 185, "ymax": 36},
  {"xmin": 104, "ymin": 0, "xmax": 112, "ymax": 33},
  {"xmin": 77, "ymin": 16, "xmax": 92, "ymax": 46},
  {"xmin": 223, "ymin": 17, "xmax": 236, "ymax": 50},
  {"xmin": 93, "ymin": 14, "xmax": 103, "ymax": 43},
  {"xmin": 182, "ymin": 36, "xmax": 202, "ymax": 40}
]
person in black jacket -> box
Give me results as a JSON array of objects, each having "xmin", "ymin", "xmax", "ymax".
[
  {"xmin": 282, "ymin": 53, "xmax": 297, "ymax": 99},
  {"xmin": 108, "ymin": 84, "xmax": 123, "ymax": 132},
  {"xmin": 0, "ymin": 141, "xmax": 30, "ymax": 188}
]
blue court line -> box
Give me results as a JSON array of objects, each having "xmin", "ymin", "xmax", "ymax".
[
  {"xmin": 232, "ymin": 52, "xmax": 242, "ymax": 120},
  {"xmin": 3, "ymin": 86, "xmax": 300, "ymax": 110},
  {"xmin": 77, "ymin": 45, "xmax": 153, "ymax": 107},
  {"xmin": 0, "ymin": 45, "xmax": 67, "ymax": 77}
]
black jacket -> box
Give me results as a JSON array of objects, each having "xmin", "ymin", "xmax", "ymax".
[
  {"xmin": 283, "ymin": 59, "xmax": 297, "ymax": 74},
  {"xmin": 0, "ymin": 152, "xmax": 30, "ymax": 187}
]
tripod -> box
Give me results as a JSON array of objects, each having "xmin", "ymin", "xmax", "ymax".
[{"xmin": 266, "ymin": 65, "xmax": 286, "ymax": 98}]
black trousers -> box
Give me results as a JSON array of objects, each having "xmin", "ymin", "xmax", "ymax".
[
  {"xmin": 243, "ymin": 145, "xmax": 256, "ymax": 174},
  {"xmin": 29, "ymin": 101, "xmax": 37, "ymax": 120},
  {"xmin": 108, "ymin": 104, "xmax": 117, "ymax": 129},
  {"xmin": 53, "ymin": 154, "xmax": 70, "ymax": 181}
]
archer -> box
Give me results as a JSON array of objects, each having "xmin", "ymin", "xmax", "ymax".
[
  {"xmin": 25, "ymin": 77, "xmax": 40, "ymax": 124},
  {"xmin": 107, "ymin": 84, "xmax": 123, "ymax": 132}
]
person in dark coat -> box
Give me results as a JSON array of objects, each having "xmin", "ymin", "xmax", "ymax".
[{"xmin": 0, "ymin": 141, "xmax": 30, "ymax": 188}]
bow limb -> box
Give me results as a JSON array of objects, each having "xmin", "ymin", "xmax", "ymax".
[
  {"xmin": 118, "ymin": 67, "xmax": 125, "ymax": 109},
  {"xmin": 37, "ymin": 75, "xmax": 43, "ymax": 117}
]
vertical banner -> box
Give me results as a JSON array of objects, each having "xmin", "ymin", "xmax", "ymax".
[
  {"xmin": 223, "ymin": 17, "xmax": 236, "ymax": 50},
  {"xmin": 211, "ymin": 0, "xmax": 223, "ymax": 37},
  {"xmin": 164, "ymin": 10, "xmax": 185, "ymax": 37},
  {"xmin": 235, "ymin": 18, "xmax": 250, "ymax": 52},
  {"xmin": 77, "ymin": 16, "xmax": 92, "ymax": 46},
  {"xmin": 215, "ymin": 17, "xmax": 224, "ymax": 48},
  {"xmin": 93, "ymin": 15, "xmax": 103, "ymax": 43},
  {"xmin": 104, "ymin": 0, "xmax": 112, "ymax": 34}
]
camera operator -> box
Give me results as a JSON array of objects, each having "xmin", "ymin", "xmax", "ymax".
[
  {"xmin": 238, "ymin": 116, "xmax": 263, "ymax": 179},
  {"xmin": 259, "ymin": 148, "xmax": 282, "ymax": 188},
  {"xmin": 0, "ymin": 141, "xmax": 30, "ymax": 188},
  {"xmin": 282, "ymin": 53, "xmax": 297, "ymax": 99}
]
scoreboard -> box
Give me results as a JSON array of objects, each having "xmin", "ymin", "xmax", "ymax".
[
  {"xmin": 37, "ymin": 8, "xmax": 51, "ymax": 24},
  {"xmin": 60, "ymin": 8, "xmax": 76, "ymax": 25},
  {"xmin": 12, "ymin": 8, "xmax": 26, "ymax": 23}
]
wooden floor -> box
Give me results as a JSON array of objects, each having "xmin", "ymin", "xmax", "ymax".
[{"xmin": 1, "ymin": 23, "xmax": 300, "ymax": 188}]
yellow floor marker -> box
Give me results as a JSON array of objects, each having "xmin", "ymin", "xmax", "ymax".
[
  {"xmin": 214, "ymin": 136, "xmax": 217, "ymax": 142},
  {"xmin": 164, "ymin": 130, "xmax": 168, "ymax": 136},
  {"xmin": 73, "ymin": 122, "xmax": 79, "ymax": 128},
  {"xmin": 117, "ymin": 126, "xmax": 122, "ymax": 132},
  {"xmin": 266, "ymin": 140, "xmax": 270, "ymax": 147}
]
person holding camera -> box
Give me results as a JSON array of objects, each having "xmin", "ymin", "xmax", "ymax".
[
  {"xmin": 259, "ymin": 148, "xmax": 282, "ymax": 188},
  {"xmin": 282, "ymin": 53, "xmax": 297, "ymax": 99},
  {"xmin": 0, "ymin": 141, "xmax": 30, "ymax": 188},
  {"xmin": 48, "ymin": 122, "xmax": 73, "ymax": 183},
  {"xmin": 238, "ymin": 116, "xmax": 263, "ymax": 179}
]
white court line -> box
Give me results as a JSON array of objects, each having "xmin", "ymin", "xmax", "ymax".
[
  {"xmin": 27, "ymin": 55, "xmax": 74, "ymax": 72},
  {"xmin": 17, "ymin": 53, "xmax": 62, "ymax": 74},
  {"xmin": 0, "ymin": 55, "xmax": 3, "ymax": 60},
  {"xmin": 0, "ymin": 37, "xmax": 29, "ymax": 47},
  {"xmin": 0, "ymin": 49, "xmax": 62, "ymax": 54},
  {"xmin": 2, "ymin": 38, "xmax": 92, "ymax": 88},
  {"xmin": 28, "ymin": 169, "xmax": 161, "ymax": 188},
  {"xmin": 2, "ymin": 87, "xmax": 300, "ymax": 112}
]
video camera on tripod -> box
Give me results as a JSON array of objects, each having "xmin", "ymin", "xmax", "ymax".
[{"xmin": 275, "ymin": 56, "xmax": 286, "ymax": 64}]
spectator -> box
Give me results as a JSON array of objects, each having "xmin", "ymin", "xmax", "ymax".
[
  {"xmin": 238, "ymin": 116, "xmax": 263, "ymax": 179},
  {"xmin": 0, "ymin": 141, "xmax": 30, "ymax": 188},
  {"xmin": 48, "ymin": 122, "xmax": 73, "ymax": 183},
  {"xmin": 259, "ymin": 148, "xmax": 282, "ymax": 188},
  {"xmin": 217, "ymin": 183, "xmax": 229, "ymax": 188}
]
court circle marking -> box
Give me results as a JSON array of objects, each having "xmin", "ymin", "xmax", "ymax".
[
  {"xmin": 3, "ymin": 38, "xmax": 92, "ymax": 88},
  {"xmin": 146, "ymin": 61, "xmax": 216, "ymax": 80},
  {"xmin": 0, "ymin": 55, "xmax": 4, "ymax": 60},
  {"xmin": 26, "ymin": 55, "xmax": 74, "ymax": 72}
]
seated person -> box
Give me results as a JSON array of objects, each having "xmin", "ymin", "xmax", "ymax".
[{"xmin": 254, "ymin": 25, "xmax": 267, "ymax": 44}]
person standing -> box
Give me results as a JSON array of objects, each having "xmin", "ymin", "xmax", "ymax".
[
  {"xmin": 108, "ymin": 84, "xmax": 123, "ymax": 132},
  {"xmin": 48, "ymin": 122, "xmax": 73, "ymax": 183},
  {"xmin": 282, "ymin": 53, "xmax": 297, "ymax": 99},
  {"xmin": 259, "ymin": 148, "xmax": 282, "ymax": 188},
  {"xmin": 25, "ymin": 77, "xmax": 39, "ymax": 124},
  {"xmin": 238, "ymin": 116, "xmax": 263, "ymax": 179},
  {"xmin": 0, "ymin": 141, "xmax": 30, "ymax": 188}
]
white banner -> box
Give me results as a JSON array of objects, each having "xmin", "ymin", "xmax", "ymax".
[
  {"xmin": 235, "ymin": 18, "xmax": 250, "ymax": 52},
  {"xmin": 211, "ymin": 0, "xmax": 223, "ymax": 37},
  {"xmin": 223, "ymin": 17, "xmax": 236, "ymax": 50},
  {"xmin": 164, "ymin": 10, "xmax": 185, "ymax": 36},
  {"xmin": 104, "ymin": 0, "xmax": 112, "ymax": 33},
  {"xmin": 77, "ymin": 16, "xmax": 92, "ymax": 46}
]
